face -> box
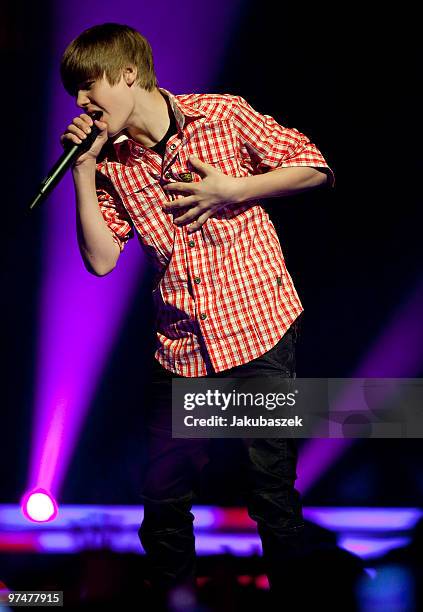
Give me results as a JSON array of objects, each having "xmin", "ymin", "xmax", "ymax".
[{"xmin": 75, "ymin": 70, "xmax": 135, "ymax": 136}]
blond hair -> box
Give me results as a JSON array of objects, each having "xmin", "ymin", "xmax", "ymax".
[{"xmin": 60, "ymin": 23, "xmax": 158, "ymax": 96}]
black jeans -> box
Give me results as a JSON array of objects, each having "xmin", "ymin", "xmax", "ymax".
[{"xmin": 138, "ymin": 319, "xmax": 305, "ymax": 597}]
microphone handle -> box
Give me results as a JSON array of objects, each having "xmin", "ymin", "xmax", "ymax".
[{"xmin": 29, "ymin": 110, "xmax": 103, "ymax": 211}]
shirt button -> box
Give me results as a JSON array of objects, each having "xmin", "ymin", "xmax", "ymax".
[
  {"xmin": 200, "ymin": 313, "xmax": 207, "ymax": 320},
  {"xmin": 169, "ymin": 144, "xmax": 176, "ymax": 150},
  {"xmin": 194, "ymin": 277, "xmax": 201, "ymax": 284},
  {"xmin": 188, "ymin": 240, "xmax": 195, "ymax": 247},
  {"xmin": 165, "ymin": 172, "xmax": 171, "ymax": 179}
]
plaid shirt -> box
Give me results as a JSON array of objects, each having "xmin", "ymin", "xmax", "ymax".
[{"xmin": 95, "ymin": 88, "xmax": 335, "ymax": 376}]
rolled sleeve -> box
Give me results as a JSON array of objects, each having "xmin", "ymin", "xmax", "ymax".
[
  {"xmin": 95, "ymin": 171, "xmax": 134, "ymax": 251},
  {"xmin": 231, "ymin": 96, "xmax": 335, "ymax": 188}
]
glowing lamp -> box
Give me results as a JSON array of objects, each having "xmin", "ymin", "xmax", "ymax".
[{"xmin": 21, "ymin": 488, "xmax": 58, "ymax": 523}]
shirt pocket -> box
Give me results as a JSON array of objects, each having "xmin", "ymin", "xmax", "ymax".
[
  {"xmin": 188, "ymin": 122, "xmax": 258, "ymax": 224},
  {"xmin": 114, "ymin": 165, "xmax": 165, "ymax": 217},
  {"xmin": 188, "ymin": 120, "xmax": 240, "ymax": 175}
]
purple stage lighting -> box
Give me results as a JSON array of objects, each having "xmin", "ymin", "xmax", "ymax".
[
  {"xmin": 2, "ymin": 504, "xmax": 420, "ymax": 560},
  {"xmin": 28, "ymin": 1, "xmax": 244, "ymax": 506},
  {"xmin": 21, "ymin": 488, "xmax": 58, "ymax": 523},
  {"xmin": 297, "ymin": 277, "xmax": 423, "ymax": 494}
]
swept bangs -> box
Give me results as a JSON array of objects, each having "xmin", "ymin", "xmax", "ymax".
[{"xmin": 60, "ymin": 23, "xmax": 158, "ymax": 97}]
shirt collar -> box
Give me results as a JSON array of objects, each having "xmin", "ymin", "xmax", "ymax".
[{"xmin": 112, "ymin": 87, "xmax": 205, "ymax": 149}]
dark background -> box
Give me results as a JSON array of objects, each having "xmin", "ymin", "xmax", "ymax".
[{"xmin": 2, "ymin": 3, "xmax": 422, "ymax": 507}]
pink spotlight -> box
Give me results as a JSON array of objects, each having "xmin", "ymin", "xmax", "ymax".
[{"xmin": 21, "ymin": 488, "xmax": 58, "ymax": 523}]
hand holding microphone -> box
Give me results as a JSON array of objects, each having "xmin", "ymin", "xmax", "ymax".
[
  {"xmin": 60, "ymin": 111, "xmax": 108, "ymax": 167},
  {"xmin": 29, "ymin": 110, "xmax": 108, "ymax": 210}
]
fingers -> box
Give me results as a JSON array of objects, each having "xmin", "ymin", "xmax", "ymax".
[
  {"xmin": 163, "ymin": 181, "xmax": 183, "ymax": 192},
  {"xmin": 163, "ymin": 182, "xmax": 197, "ymax": 195},
  {"xmin": 172, "ymin": 205, "xmax": 202, "ymax": 225},
  {"xmin": 79, "ymin": 113, "xmax": 108, "ymax": 132},
  {"xmin": 78, "ymin": 113, "xmax": 94, "ymax": 126},
  {"xmin": 187, "ymin": 210, "xmax": 212, "ymax": 233},
  {"xmin": 60, "ymin": 114, "xmax": 107, "ymax": 147},
  {"xmin": 61, "ymin": 130, "xmax": 83, "ymax": 146},
  {"xmin": 68, "ymin": 115, "xmax": 93, "ymax": 143},
  {"xmin": 94, "ymin": 119, "xmax": 107, "ymax": 129},
  {"xmin": 163, "ymin": 195, "xmax": 197, "ymax": 209},
  {"xmin": 174, "ymin": 208, "xmax": 212, "ymax": 233}
]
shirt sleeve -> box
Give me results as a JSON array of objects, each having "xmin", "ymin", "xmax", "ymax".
[
  {"xmin": 95, "ymin": 170, "xmax": 134, "ymax": 252},
  {"xmin": 230, "ymin": 95, "xmax": 335, "ymax": 188}
]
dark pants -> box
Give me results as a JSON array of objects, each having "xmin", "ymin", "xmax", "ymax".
[{"xmin": 138, "ymin": 319, "xmax": 305, "ymax": 598}]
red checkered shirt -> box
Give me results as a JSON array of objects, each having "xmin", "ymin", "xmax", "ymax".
[{"xmin": 95, "ymin": 88, "xmax": 335, "ymax": 376}]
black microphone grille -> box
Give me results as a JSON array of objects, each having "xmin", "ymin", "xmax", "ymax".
[{"xmin": 89, "ymin": 110, "xmax": 103, "ymax": 121}]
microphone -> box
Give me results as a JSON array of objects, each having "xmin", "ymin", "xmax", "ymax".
[{"xmin": 29, "ymin": 110, "xmax": 103, "ymax": 211}]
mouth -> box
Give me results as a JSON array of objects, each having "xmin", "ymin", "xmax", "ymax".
[{"xmin": 86, "ymin": 108, "xmax": 104, "ymax": 119}]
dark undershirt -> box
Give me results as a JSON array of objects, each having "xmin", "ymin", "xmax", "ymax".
[{"xmin": 149, "ymin": 96, "xmax": 178, "ymax": 157}]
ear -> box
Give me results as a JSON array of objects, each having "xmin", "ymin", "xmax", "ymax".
[{"xmin": 123, "ymin": 65, "xmax": 137, "ymax": 86}]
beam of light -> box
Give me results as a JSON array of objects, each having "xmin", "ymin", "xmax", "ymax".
[
  {"xmin": 297, "ymin": 277, "xmax": 423, "ymax": 495},
  {"xmin": 28, "ymin": 0, "xmax": 244, "ymax": 501}
]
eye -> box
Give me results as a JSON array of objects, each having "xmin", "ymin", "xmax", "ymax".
[{"xmin": 77, "ymin": 80, "xmax": 94, "ymax": 93}]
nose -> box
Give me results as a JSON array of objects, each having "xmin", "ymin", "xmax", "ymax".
[{"xmin": 76, "ymin": 90, "xmax": 90, "ymax": 109}]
